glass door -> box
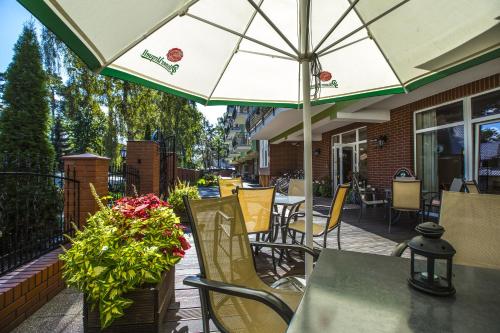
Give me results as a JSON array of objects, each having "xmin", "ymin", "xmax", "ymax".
[
  {"xmin": 474, "ymin": 120, "xmax": 500, "ymax": 194},
  {"xmin": 333, "ymin": 143, "xmax": 356, "ymax": 189}
]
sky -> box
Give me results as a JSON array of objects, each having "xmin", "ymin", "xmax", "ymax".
[{"xmin": 0, "ymin": 0, "xmax": 225, "ymax": 125}]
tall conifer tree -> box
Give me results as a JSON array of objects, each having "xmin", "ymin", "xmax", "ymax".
[{"xmin": 0, "ymin": 23, "xmax": 54, "ymax": 170}]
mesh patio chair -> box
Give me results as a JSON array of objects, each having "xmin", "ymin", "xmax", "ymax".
[
  {"xmin": 285, "ymin": 184, "xmax": 349, "ymax": 249},
  {"xmin": 424, "ymin": 177, "xmax": 463, "ymax": 219},
  {"xmin": 287, "ymin": 179, "xmax": 304, "ymax": 209},
  {"xmin": 183, "ymin": 195, "xmax": 318, "ymax": 333},
  {"xmin": 389, "ymin": 179, "xmax": 423, "ymax": 233},
  {"xmin": 218, "ymin": 177, "xmax": 242, "ymax": 197},
  {"xmin": 392, "ymin": 191, "xmax": 500, "ymax": 270},
  {"xmin": 464, "ymin": 180, "xmax": 481, "ymax": 194}
]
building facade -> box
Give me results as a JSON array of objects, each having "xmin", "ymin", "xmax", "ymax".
[{"xmin": 250, "ymin": 59, "xmax": 500, "ymax": 194}]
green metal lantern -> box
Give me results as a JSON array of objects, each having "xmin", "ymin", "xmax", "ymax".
[{"xmin": 408, "ymin": 222, "xmax": 456, "ymax": 296}]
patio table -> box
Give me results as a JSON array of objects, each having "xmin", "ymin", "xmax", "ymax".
[
  {"xmin": 287, "ymin": 249, "xmax": 500, "ymax": 333},
  {"xmin": 273, "ymin": 194, "xmax": 305, "ymax": 243}
]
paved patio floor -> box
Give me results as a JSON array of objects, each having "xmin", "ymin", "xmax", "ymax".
[{"xmin": 12, "ymin": 202, "xmax": 417, "ymax": 333}]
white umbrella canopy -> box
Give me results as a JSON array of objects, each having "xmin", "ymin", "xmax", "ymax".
[{"xmin": 21, "ymin": 0, "xmax": 500, "ymax": 277}]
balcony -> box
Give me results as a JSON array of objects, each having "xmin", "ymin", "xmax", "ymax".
[
  {"xmin": 232, "ymin": 133, "xmax": 251, "ymax": 152},
  {"xmin": 246, "ymin": 107, "xmax": 275, "ymax": 132}
]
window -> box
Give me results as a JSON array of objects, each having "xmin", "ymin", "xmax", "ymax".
[
  {"xmin": 472, "ymin": 90, "xmax": 500, "ymax": 119},
  {"xmin": 259, "ymin": 140, "xmax": 269, "ymax": 168},
  {"xmin": 415, "ymin": 101, "xmax": 463, "ymax": 130},
  {"xmin": 416, "ymin": 125, "xmax": 464, "ymax": 192},
  {"xmin": 414, "ymin": 89, "xmax": 500, "ymax": 194}
]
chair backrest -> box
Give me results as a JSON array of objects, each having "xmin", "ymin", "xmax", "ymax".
[
  {"xmin": 237, "ymin": 187, "xmax": 275, "ymax": 234},
  {"xmin": 449, "ymin": 177, "xmax": 464, "ymax": 192},
  {"xmin": 288, "ymin": 179, "xmax": 304, "ymax": 197},
  {"xmin": 440, "ymin": 191, "xmax": 500, "ymax": 269},
  {"xmin": 218, "ymin": 177, "xmax": 242, "ymax": 197},
  {"xmin": 184, "ymin": 196, "xmax": 268, "ymax": 328},
  {"xmin": 464, "ymin": 180, "xmax": 480, "ymax": 194},
  {"xmin": 326, "ymin": 184, "xmax": 350, "ymax": 231},
  {"xmin": 392, "ymin": 179, "xmax": 422, "ymax": 210}
]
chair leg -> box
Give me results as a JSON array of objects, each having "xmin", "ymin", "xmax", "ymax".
[
  {"xmin": 388, "ymin": 208, "xmax": 392, "ymax": 233},
  {"xmin": 300, "ymin": 233, "xmax": 305, "ymax": 245},
  {"xmin": 337, "ymin": 225, "xmax": 341, "ymax": 250},
  {"xmin": 358, "ymin": 203, "xmax": 363, "ymax": 223},
  {"xmin": 199, "ymin": 290, "xmax": 210, "ymax": 333}
]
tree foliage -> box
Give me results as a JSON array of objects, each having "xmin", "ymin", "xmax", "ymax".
[{"xmin": 0, "ymin": 23, "xmax": 54, "ymax": 169}]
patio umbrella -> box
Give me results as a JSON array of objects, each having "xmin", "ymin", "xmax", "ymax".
[{"xmin": 21, "ymin": 0, "xmax": 500, "ymax": 277}]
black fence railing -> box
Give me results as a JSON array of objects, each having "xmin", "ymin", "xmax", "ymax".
[
  {"xmin": 0, "ymin": 161, "xmax": 79, "ymax": 276},
  {"xmin": 108, "ymin": 163, "xmax": 140, "ymax": 200}
]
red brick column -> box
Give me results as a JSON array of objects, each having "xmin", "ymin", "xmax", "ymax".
[
  {"xmin": 127, "ymin": 141, "xmax": 160, "ymax": 195},
  {"xmin": 62, "ymin": 153, "xmax": 109, "ymax": 228}
]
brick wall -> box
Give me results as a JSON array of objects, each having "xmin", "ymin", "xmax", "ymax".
[
  {"xmin": 0, "ymin": 249, "xmax": 65, "ymax": 333},
  {"xmin": 261, "ymin": 74, "xmax": 500, "ymax": 190},
  {"xmin": 367, "ymin": 73, "xmax": 500, "ymax": 190}
]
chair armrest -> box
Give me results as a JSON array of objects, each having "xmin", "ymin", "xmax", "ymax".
[
  {"xmin": 286, "ymin": 211, "xmax": 330, "ymax": 224},
  {"xmin": 390, "ymin": 240, "xmax": 409, "ymax": 257},
  {"xmin": 250, "ymin": 241, "xmax": 319, "ymax": 260},
  {"xmin": 183, "ymin": 275, "xmax": 294, "ymax": 324},
  {"xmin": 312, "ymin": 204, "xmax": 330, "ymax": 210}
]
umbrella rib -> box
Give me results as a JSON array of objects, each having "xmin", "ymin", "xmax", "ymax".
[
  {"xmin": 185, "ymin": 13, "xmax": 298, "ymax": 60},
  {"xmin": 206, "ymin": 0, "xmax": 265, "ymax": 103},
  {"xmin": 318, "ymin": 36, "xmax": 369, "ymax": 57},
  {"xmin": 237, "ymin": 49, "xmax": 295, "ymax": 61},
  {"xmin": 317, "ymin": 0, "xmax": 410, "ymax": 57},
  {"xmin": 96, "ymin": 0, "xmax": 200, "ymax": 73},
  {"xmin": 312, "ymin": 0, "xmax": 360, "ymax": 54},
  {"xmin": 246, "ymin": 0, "xmax": 300, "ymax": 56},
  {"xmin": 349, "ymin": 3, "xmax": 407, "ymax": 90}
]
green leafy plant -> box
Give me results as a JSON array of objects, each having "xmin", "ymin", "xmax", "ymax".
[
  {"xmin": 168, "ymin": 179, "xmax": 201, "ymax": 213},
  {"xmin": 197, "ymin": 173, "xmax": 219, "ymax": 187},
  {"xmin": 60, "ymin": 185, "xmax": 190, "ymax": 328}
]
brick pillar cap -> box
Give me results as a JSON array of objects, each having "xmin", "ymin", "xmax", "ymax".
[
  {"xmin": 62, "ymin": 153, "xmax": 110, "ymax": 160},
  {"xmin": 127, "ymin": 140, "xmax": 157, "ymax": 143}
]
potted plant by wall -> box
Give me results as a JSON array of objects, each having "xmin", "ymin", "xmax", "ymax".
[
  {"xmin": 168, "ymin": 179, "xmax": 200, "ymax": 224},
  {"xmin": 60, "ymin": 185, "xmax": 190, "ymax": 333}
]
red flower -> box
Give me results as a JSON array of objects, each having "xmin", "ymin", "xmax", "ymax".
[
  {"xmin": 113, "ymin": 194, "xmax": 169, "ymax": 219},
  {"xmin": 319, "ymin": 71, "xmax": 332, "ymax": 82},
  {"xmin": 162, "ymin": 229, "xmax": 172, "ymax": 237},
  {"xmin": 167, "ymin": 48, "xmax": 183, "ymax": 62},
  {"xmin": 179, "ymin": 236, "xmax": 191, "ymax": 251},
  {"xmin": 173, "ymin": 247, "xmax": 185, "ymax": 258}
]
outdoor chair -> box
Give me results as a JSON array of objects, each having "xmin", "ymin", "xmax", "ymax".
[
  {"xmin": 237, "ymin": 187, "xmax": 278, "ymax": 257},
  {"xmin": 424, "ymin": 177, "xmax": 464, "ymax": 219},
  {"xmin": 352, "ymin": 173, "xmax": 387, "ymax": 222},
  {"xmin": 287, "ymin": 178, "xmax": 305, "ymax": 211},
  {"xmin": 389, "ymin": 179, "xmax": 423, "ymax": 233},
  {"xmin": 285, "ymin": 184, "xmax": 349, "ymax": 249},
  {"xmin": 183, "ymin": 195, "xmax": 318, "ymax": 333},
  {"xmin": 218, "ymin": 177, "xmax": 242, "ymax": 197},
  {"xmin": 464, "ymin": 180, "xmax": 481, "ymax": 194},
  {"xmin": 392, "ymin": 191, "xmax": 500, "ymax": 269}
]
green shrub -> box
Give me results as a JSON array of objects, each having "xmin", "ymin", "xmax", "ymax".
[
  {"xmin": 168, "ymin": 180, "xmax": 201, "ymax": 213},
  {"xmin": 60, "ymin": 186, "xmax": 190, "ymax": 328},
  {"xmin": 197, "ymin": 173, "xmax": 219, "ymax": 187}
]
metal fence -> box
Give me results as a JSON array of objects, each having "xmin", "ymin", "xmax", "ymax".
[
  {"xmin": 108, "ymin": 163, "xmax": 140, "ymax": 200},
  {"xmin": 0, "ymin": 160, "xmax": 79, "ymax": 276}
]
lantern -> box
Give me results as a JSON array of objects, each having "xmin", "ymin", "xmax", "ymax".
[{"xmin": 408, "ymin": 222, "xmax": 456, "ymax": 296}]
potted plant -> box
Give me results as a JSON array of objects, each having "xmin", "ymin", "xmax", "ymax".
[
  {"xmin": 168, "ymin": 179, "xmax": 200, "ymax": 224},
  {"xmin": 60, "ymin": 185, "xmax": 190, "ymax": 332}
]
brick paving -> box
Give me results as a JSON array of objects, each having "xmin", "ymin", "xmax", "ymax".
[{"xmin": 11, "ymin": 201, "xmax": 417, "ymax": 333}]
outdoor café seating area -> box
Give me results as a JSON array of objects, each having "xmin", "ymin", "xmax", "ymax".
[{"xmin": 12, "ymin": 176, "xmax": 500, "ymax": 333}]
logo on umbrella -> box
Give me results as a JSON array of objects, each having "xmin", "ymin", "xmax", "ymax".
[
  {"xmin": 167, "ymin": 48, "xmax": 183, "ymax": 62},
  {"xmin": 319, "ymin": 71, "xmax": 332, "ymax": 82}
]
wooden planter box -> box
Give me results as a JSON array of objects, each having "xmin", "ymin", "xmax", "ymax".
[{"xmin": 83, "ymin": 267, "xmax": 175, "ymax": 333}]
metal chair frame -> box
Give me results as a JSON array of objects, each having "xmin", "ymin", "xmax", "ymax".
[
  {"xmin": 183, "ymin": 196, "xmax": 318, "ymax": 333},
  {"xmin": 285, "ymin": 184, "xmax": 349, "ymax": 249}
]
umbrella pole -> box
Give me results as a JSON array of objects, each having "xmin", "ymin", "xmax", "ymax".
[
  {"xmin": 299, "ymin": 0, "xmax": 314, "ymax": 279},
  {"xmin": 301, "ymin": 60, "xmax": 314, "ymax": 279}
]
